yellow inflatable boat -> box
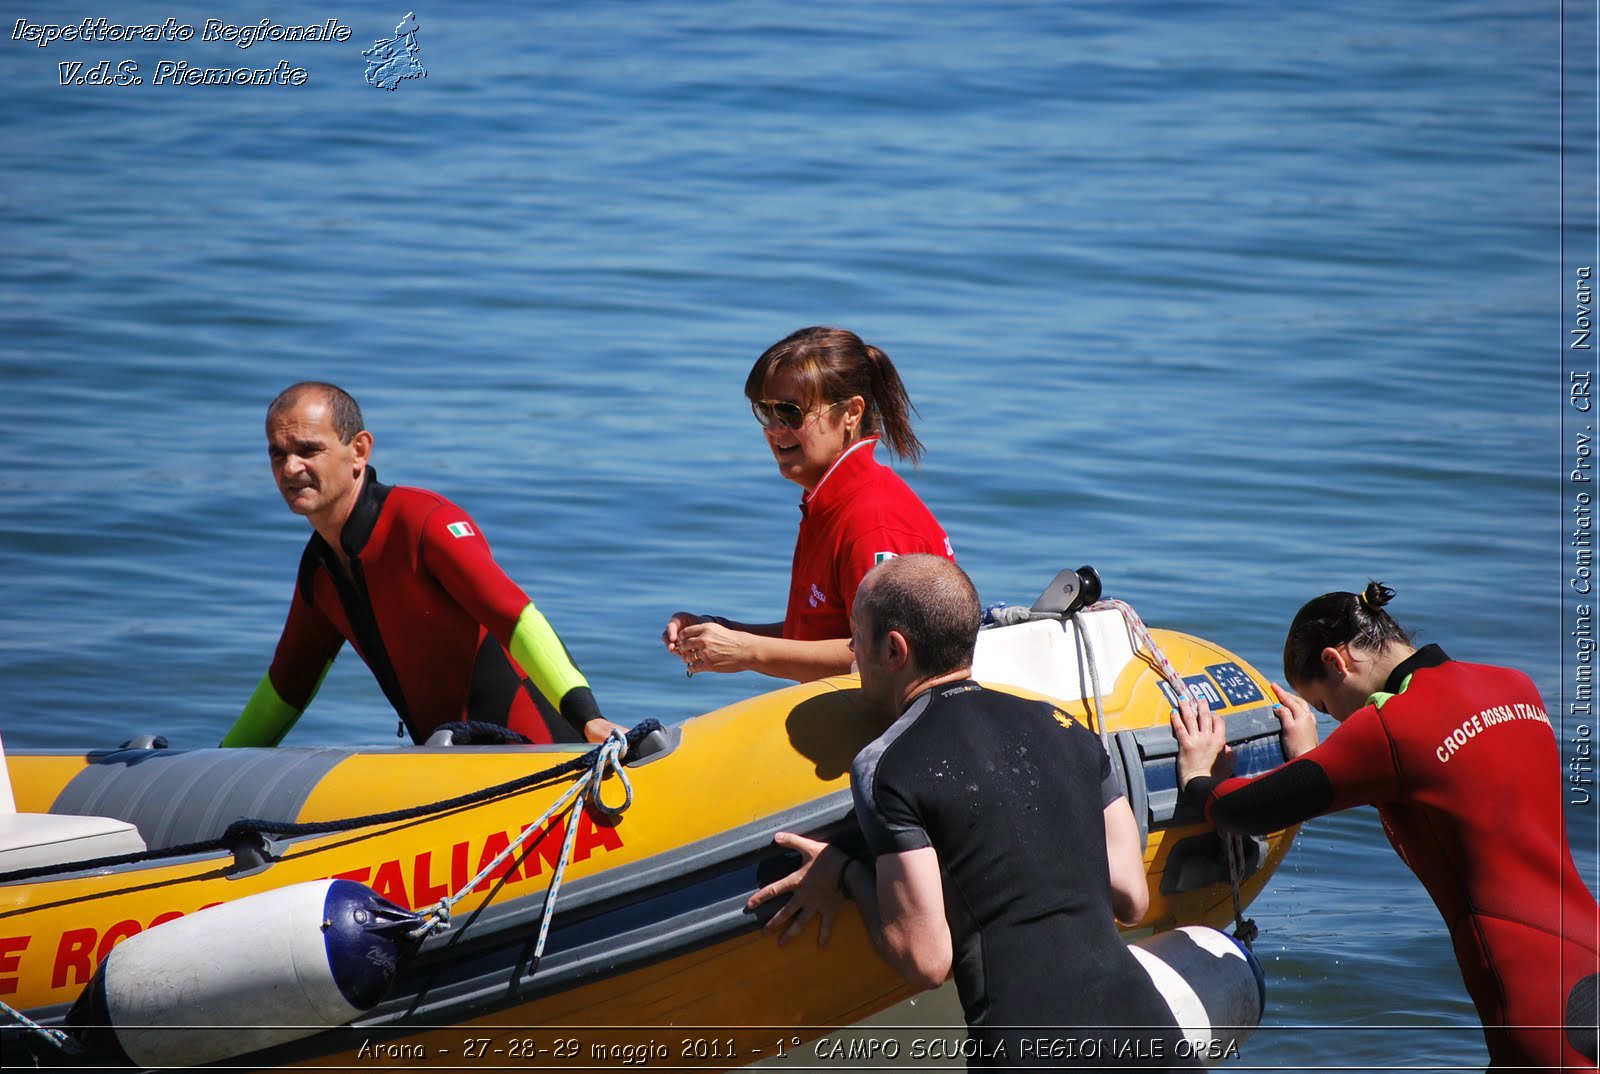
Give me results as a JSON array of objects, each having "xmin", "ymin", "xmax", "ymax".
[{"xmin": 0, "ymin": 579, "xmax": 1297, "ymax": 1071}]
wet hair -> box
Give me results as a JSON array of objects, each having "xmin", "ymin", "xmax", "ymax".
[
  {"xmin": 859, "ymin": 554, "xmax": 980, "ymax": 676},
  {"xmin": 267, "ymin": 382, "xmax": 365, "ymax": 445},
  {"xmin": 1282, "ymin": 581, "xmax": 1413, "ymax": 686},
  {"xmin": 743, "ymin": 326, "xmax": 926, "ymax": 464}
]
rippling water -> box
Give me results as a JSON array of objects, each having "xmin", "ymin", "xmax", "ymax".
[{"xmin": 1, "ymin": 2, "xmax": 1590, "ymax": 1070}]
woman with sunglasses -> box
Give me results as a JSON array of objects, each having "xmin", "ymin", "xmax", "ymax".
[
  {"xmin": 1172, "ymin": 582, "xmax": 1598, "ymax": 1070},
  {"xmin": 662, "ymin": 326, "xmax": 953, "ymax": 682}
]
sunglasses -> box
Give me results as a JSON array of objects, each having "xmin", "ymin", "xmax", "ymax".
[{"xmin": 751, "ymin": 398, "xmax": 844, "ymax": 432}]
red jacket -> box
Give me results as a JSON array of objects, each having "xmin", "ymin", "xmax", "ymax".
[{"xmin": 783, "ymin": 438, "xmax": 952, "ymax": 642}]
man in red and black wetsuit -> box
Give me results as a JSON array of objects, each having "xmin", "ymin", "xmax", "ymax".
[
  {"xmin": 1175, "ymin": 634, "xmax": 1598, "ymax": 1070},
  {"xmin": 221, "ymin": 382, "xmax": 617, "ymax": 747}
]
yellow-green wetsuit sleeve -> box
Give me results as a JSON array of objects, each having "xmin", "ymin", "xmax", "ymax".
[
  {"xmin": 219, "ymin": 665, "xmax": 329, "ymax": 747},
  {"xmin": 509, "ymin": 603, "xmax": 603, "ymax": 730}
]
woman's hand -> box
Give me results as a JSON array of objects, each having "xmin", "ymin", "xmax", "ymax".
[
  {"xmin": 661, "ymin": 612, "xmax": 704, "ymax": 656},
  {"xmin": 745, "ymin": 832, "xmax": 848, "ymax": 947},
  {"xmin": 672, "ymin": 619, "xmax": 756, "ymax": 675},
  {"xmin": 1171, "ymin": 695, "xmax": 1234, "ymax": 790},
  {"xmin": 1270, "ymin": 682, "xmax": 1321, "ymax": 760}
]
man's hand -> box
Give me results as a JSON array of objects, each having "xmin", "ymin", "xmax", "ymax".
[
  {"xmin": 1269, "ymin": 682, "xmax": 1320, "ymax": 760},
  {"xmin": 1171, "ymin": 695, "xmax": 1234, "ymax": 790},
  {"xmin": 582, "ymin": 717, "xmax": 628, "ymax": 748},
  {"xmin": 745, "ymin": 832, "xmax": 848, "ymax": 947}
]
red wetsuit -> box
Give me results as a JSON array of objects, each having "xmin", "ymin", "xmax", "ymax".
[
  {"xmin": 260, "ymin": 469, "xmax": 597, "ymax": 744},
  {"xmin": 1183, "ymin": 645, "xmax": 1599, "ymax": 1070},
  {"xmin": 783, "ymin": 437, "xmax": 953, "ymax": 642}
]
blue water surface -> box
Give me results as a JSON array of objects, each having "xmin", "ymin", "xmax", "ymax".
[{"xmin": 1, "ymin": 3, "xmax": 1591, "ymax": 1070}]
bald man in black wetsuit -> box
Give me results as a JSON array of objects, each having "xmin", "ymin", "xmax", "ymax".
[{"xmin": 751, "ymin": 555, "xmax": 1195, "ymax": 1071}]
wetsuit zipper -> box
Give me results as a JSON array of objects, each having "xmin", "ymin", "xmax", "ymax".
[{"xmin": 324, "ymin": 550, "xmax": 415, "ymax": 741}]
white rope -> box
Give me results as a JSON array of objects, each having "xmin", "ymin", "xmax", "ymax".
[
  {"xmin": 1080, "ymin": 599, "xmax": 1255, "ymax": 942},
  {"xmin": 1, "ymin": 997, "xmax": 70, "ymax": 1051},
  {"xmin": 408, "ymin": 729, "xmax": 634, "ymax": 965},
  {"xmin": 1070, "ymin": 611, "xmax": 1112, "ymax": 756},
  {"xmin": 1085, "ymin": 598, "xmax": 1192, "ymax": 702}
]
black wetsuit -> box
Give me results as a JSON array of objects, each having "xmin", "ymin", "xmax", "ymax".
[{"xmin": 852, "ymin": 681, "xmax": 1196, "ymax": 1071}]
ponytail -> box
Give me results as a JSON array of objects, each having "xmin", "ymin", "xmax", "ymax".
[
  {"xmin": 1357, "ymin": 580, "xmax": 1395, "ymax": 612},
  {"xmin": 860, "ymin": 343, "xmax": 924, "ymax": 464},
  {"xmin": 1283, "ymin": 580, "xmax": 1412, "ymax": 685}
]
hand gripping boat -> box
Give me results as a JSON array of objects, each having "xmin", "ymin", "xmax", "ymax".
[{"xmin": 0, "ymin": 571, "xmax": 1296, "ymax": 1070}]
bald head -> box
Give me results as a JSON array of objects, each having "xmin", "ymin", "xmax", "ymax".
[
  {"xmin": 857, "ymin": 554, "xmax": 980, "ymax": 678},
  {"xmin": 267, "ymin": 382, "xmax": 364, "ymax": 444}
]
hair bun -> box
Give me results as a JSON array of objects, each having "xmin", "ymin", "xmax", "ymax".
[{"xmin": 1359, "ymin": 580, "xmax": 1396, "ymax": 610}]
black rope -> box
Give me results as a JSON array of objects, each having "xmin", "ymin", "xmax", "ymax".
[{"xmin": 0, "ymin": 721, "xmax": 661, "ymax": 886}]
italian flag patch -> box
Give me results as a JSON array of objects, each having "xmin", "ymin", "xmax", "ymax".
[
  {"xmin": 873, "ymin": 551, "xmax": 898, "ymax": 565},
  {"xmin": 447, "ymin": 521, "xmax": 476, "ymax": 539}
]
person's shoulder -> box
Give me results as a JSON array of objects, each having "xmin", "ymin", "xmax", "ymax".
[
  {"xmin": 965, "ymin": 684, "xmax": 1059, "ymax": 717},
  {"xmin": 856, "ymin": 456, "xmax": 924, "ymax": 499},
  {"xmin": 852, "ymin": 699, "xmax": 932, "ymax": 784},
  {"xmin": 1438, "ymin": 661, "xmax": 1550, "ymax": 720},
  {"xmin": 836, "ymin": 465, "xmax": 941, "ymax": 530},
  {"xmin": 1323, "ymin": 700, "xmax": 1398, "ymax": 754},
  {"xmin": 1383, "ymin": 657, "xmax": 1540, "ymax": 713},
  {"xmin": 389, "ymin": 484, "xmax": 457, "ymax": 511},
  {"xmin": 380, "ymin": 487, "xmax": 499, "ymax": 560},
  {"xmin": 1029, "ymin": 695, "xmax": 1103, "ymax": 747},
  {"xmin": 390, "ymin": 486, "xmax": 482, "ymax": 528},
  {"xmin": 973, "ymin": 688, "xmax": 1105, "ymax": 750},
  {"xmin": 923, "ymin": 683, "xmax": 1048, "ymax": 735},
  {"xmin": 1446, "ymin": 658, "xmax": 1538, "ymax": 689},
  {"xmin": 850, "ymin": 728, "xmax": 900, "ymax": 802}
]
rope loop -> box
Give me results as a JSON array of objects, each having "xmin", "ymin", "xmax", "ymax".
[
  {"xmin": 586, "ymin": 728, "xmax": 635, "ymax": 817},
  {"xmin": 408, "ymin": 724, "xmax": 643, "ymax": 958},
  {"xmin": 409, "ymin": 899, "xmax": 452, "ymax": 942}
]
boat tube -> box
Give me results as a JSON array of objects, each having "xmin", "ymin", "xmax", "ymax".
[{"xmin": 0, "ymin": 576, "xmax": 1295, "ymax": 1071}]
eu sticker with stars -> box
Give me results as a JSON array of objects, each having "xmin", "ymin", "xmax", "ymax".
[{"xmin": 1206, "ymin": 661, "xmax": 1265, "ymax": 707}]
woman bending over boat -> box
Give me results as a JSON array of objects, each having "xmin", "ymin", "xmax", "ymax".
[
  {"xmin": 662, "ymin": 326, "xmax": 953, "ymax": 682},
  {"xmin": 1173, "ymin": 582, "xmax": 1599, "ymax": 1071}
]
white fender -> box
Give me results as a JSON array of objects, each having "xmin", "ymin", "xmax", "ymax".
[
  {"xmin": 67, "ymin": 879, "xmax": 419, "ymax": 1068},
  {"xmin": 1129, "ymin": 925, "xmax": 1264, "ymax": 1066}
]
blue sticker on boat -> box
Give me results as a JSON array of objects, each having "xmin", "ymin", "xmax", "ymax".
[
  {"xmin": 1158, "ymin": 676, "xmax": 1227, "ymax": 709},
  {"xmin": 1206, "ymin": 662, "xmax": 1265, "ymax": 707},
  {"xmin": 1182, "ymin": 674, "xmax": 1228, "ymax": 709}
]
